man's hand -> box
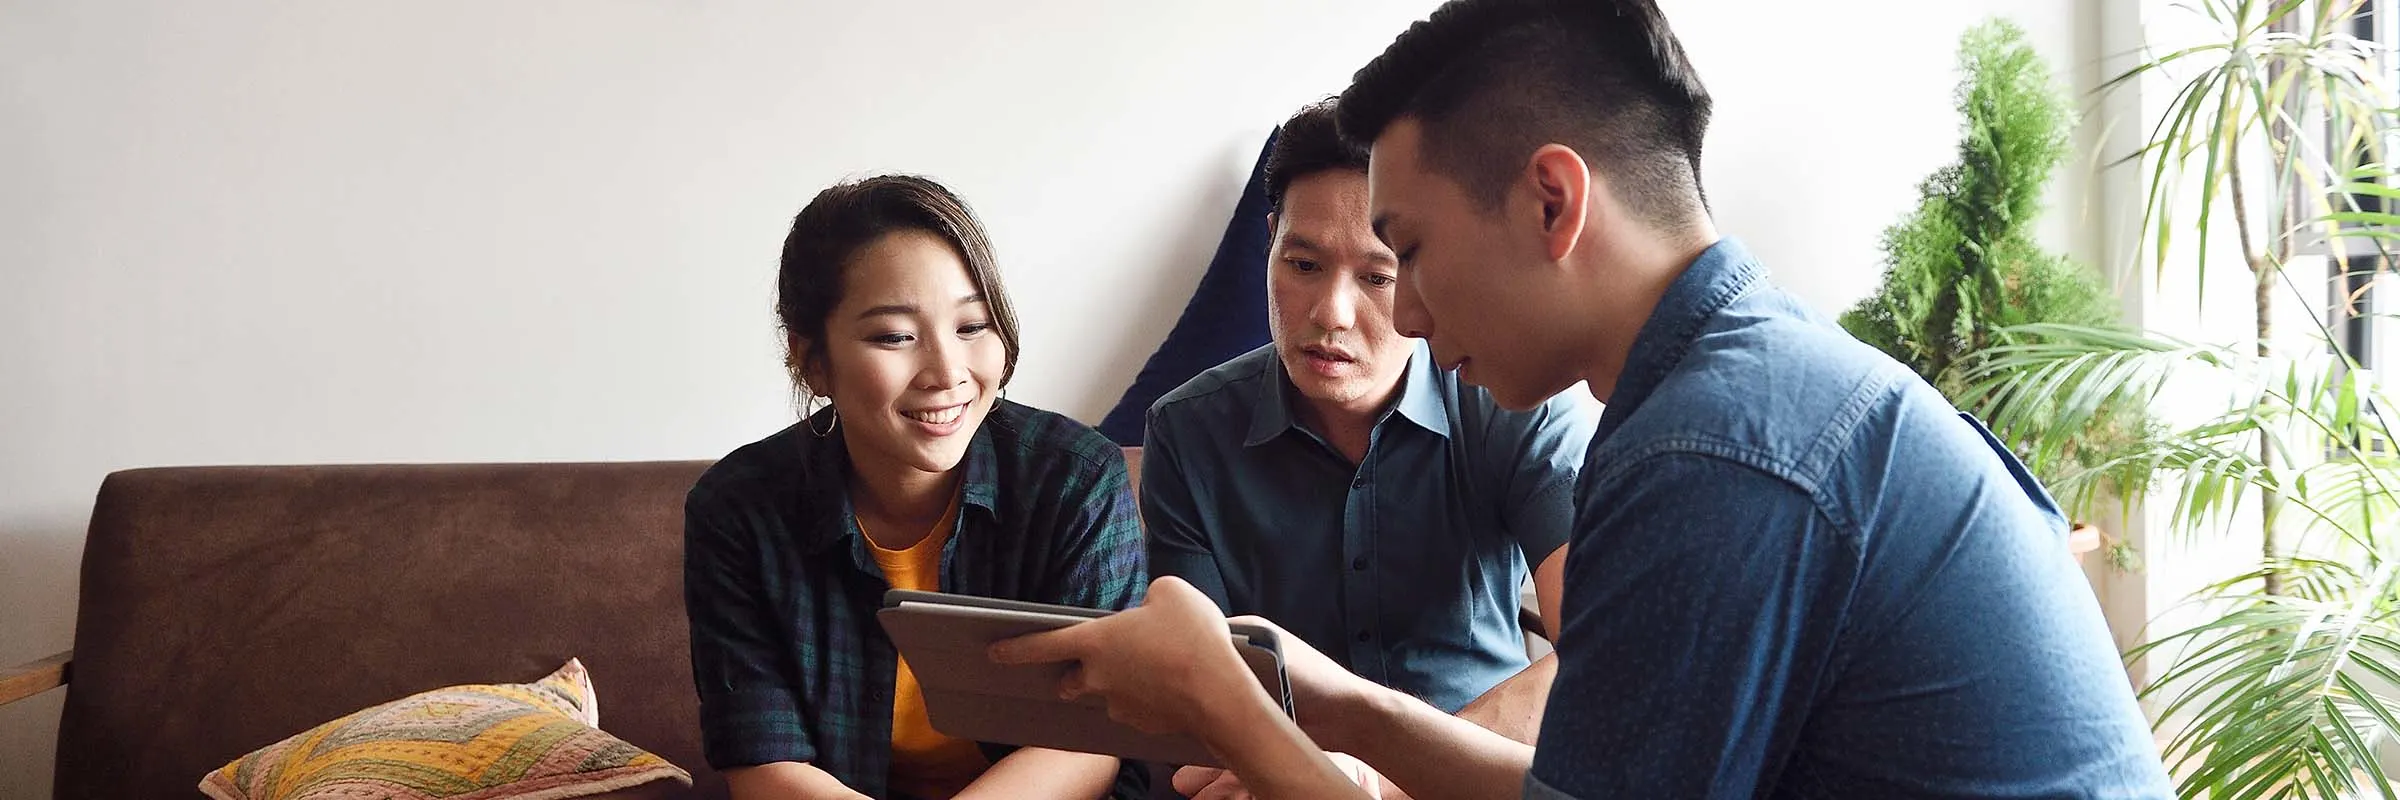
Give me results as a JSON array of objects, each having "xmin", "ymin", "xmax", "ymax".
[
  {"xmin": 989, "ymin": 579, "xmax": 1384, "ymax": 800},
  {"xmin": 1173, "ymin": 753, "xmax": 1386, "ymax": 800},
  {"xmin": 989, "ymin": 576, "xmax": 1261, "ymax": 738}
]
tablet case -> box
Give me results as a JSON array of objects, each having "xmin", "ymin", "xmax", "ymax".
[{"xmin": 876, "ymin": 589, "xmax": 1292, "ymax": 767}]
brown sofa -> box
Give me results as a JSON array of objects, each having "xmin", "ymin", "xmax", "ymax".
[{"xmin": 0, "ymin": 450, "xmax": 1150, "ymax": 799}]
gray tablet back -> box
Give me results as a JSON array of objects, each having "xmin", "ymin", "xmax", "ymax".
[{"xmin": 877, "ymin": 593, "xmax": 1288, "ymax": 767}]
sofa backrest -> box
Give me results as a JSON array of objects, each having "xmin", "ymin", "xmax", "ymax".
[
  {"xmin": 57, "ymin": 448, "xmax": 1146, "ymax": 798},
  {"xmin": 58, "ymin": 461, "xmax": 719, "ymax": 798}
]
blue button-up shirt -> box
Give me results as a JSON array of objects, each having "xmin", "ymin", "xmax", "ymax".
[
  {"xmin": 1141, "ymin": 342, "xmax": 1596, "ymax": 713},
  {"xmin": 1524, "ymin": 238, "xmax": 2170, "ymax": 798}
]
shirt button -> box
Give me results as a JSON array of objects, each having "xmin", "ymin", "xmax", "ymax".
[
  {"xmin": 1351, "ymin": 556, "xmax": 1369, "ymax": 571},
  {"xmin": 1351, "ymin": 476, "xmax": 1369, "ymax": 489},
  {"xmin": 1355, "ymin": 630, "xmax": 1371, "ymax": 642}
]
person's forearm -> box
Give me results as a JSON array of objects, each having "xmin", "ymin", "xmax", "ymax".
[
  {"xmin": 1454, "ymin": 653, "xmax": 1557, "ymax": 744},
  {"xmin": 953, "ymin": 747, "xmax": 1119, "ymax": 800},
  {"xmin": 1324, "ymin": 654, "xmax": 1558, "ymax": 800},
  {"xmin": 724, "ymin": 761, "xmax": 871, "ymax": 800},
  {"xmin": 1203, "ymin": 679, "xmax": 1372, "ymax": 800},
  {"xmin": 1332, "ymin": 684, "xmax": 1536, "ymax": 800}
]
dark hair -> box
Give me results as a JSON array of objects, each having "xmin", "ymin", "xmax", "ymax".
[
  {"xmin": 1264, "ymin": 99, "xmax": 1372, "ymax": 214},
  {"xmin": 776, "ymin": 174, "xmax": 1021, "ymax": 401},
  {"xmin": 1336, "ymin": 0, "xmax": 1713, "ymax": 229}
]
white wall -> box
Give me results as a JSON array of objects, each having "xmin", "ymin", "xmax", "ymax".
[
  {"xmin": 0, "ymin": 1, "xmax": 2097, "ymax": 794},
  {"xmin": 1679, "ymin": 1, "xmax": 2100, "ymax": 311}
]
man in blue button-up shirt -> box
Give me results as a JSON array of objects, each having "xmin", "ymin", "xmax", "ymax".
[
  {"xmin": 1144, "ymin": 100, "xmax": 1596, "ymax": 796},
  {"xmin": 995, "ymin": 0, "xmax": 2172, "ymax": 797}
]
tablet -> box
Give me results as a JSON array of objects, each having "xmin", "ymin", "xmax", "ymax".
[{"xmin": 876, "ymin": 589, "xmax": 1292, "ymax": 767}]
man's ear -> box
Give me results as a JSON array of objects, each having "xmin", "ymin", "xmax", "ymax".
[{"xmin": 1524, "ymin": 144, "xmax": 1592, "ymax": 262}]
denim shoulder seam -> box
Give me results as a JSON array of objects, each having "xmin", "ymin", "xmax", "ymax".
[
  {"xmin": 1791, "ymin": 367, "xmax": 1905, "ymax": 536},
  {"xmin": 1587, "ymin": 370, "xmax": 1900, "ymax": 558}
]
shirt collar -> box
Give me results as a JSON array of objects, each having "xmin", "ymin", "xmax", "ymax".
[
  {"xmin": 793, "ymin": 404, "xmax": 1005, "ymax": 557},
  {"xmin": 957, "ymin": 413, "xmax": 1001, "ymax": 518},
  {"xmin": 1243, "ymin": 342, "xmax": 1450, "ymax": 448},
  {"xmin": 1393, "ymin": 342, "xmax": 1452, "ymax": 438},
  {"xmin": 1594, "ymin": 237, "xmax": 1764, "ymax": 445},
  {"xmin": 1245, "ymin": 354, "xmax": 1298, "ymax": 447}
]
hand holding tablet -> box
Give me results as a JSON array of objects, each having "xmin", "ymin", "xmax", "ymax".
[{"xmin": 877, "ymin": 586, "xmax": 1293, "ymax": 766}]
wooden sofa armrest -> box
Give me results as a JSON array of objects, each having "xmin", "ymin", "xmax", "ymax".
[
  {"xmin": 1519, "ymin": 606, "xmax": 1549, "ymax": 643},
  {"xmin": 0, "ymin": 651, "xmax": 71, "ymax": 707}
]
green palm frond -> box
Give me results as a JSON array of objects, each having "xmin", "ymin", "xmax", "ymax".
[
  {"xmin": 2292, "ymin": 457, "xmax": 2400, "ymax": 554},
  {"xmin": 2115, "ymin": 0, "xmax": 2390, "ymax": 292},
  {"xmin": 2006, "ymin": 0, "xmax": 2400, "ymax": 795},
  {"xmin": 1958, "ymin": 324, "xmax": 2226, "ymax": 506},
  {"xmin": 2130, "ymin": 564, "xmax": 2400, "ymax": 799},
  {"xmin": 1964, "ymin": 321, "xmax": 2400, "ymax": 554}
]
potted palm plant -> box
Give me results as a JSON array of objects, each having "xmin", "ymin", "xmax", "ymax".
[{"xmin": 1964, "ymin": 0, "xmax": 2400, "ymax": 795}]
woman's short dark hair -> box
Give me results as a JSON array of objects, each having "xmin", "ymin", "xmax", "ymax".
[{"xmin": 775, "ymin": 174, "xmax": 1021, "ymax": 401}]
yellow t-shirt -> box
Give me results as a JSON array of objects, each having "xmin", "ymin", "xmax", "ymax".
[{"xmin": 863, "ymin": 493, "xmax": 987, "ymax": 799}]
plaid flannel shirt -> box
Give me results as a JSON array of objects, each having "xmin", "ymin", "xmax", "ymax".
[{"xmin": 683, "ymin": 400, "xmax": 1148, "ymax": 799}]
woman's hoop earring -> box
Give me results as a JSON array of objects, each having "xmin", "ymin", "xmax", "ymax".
[{"xmin": 809, "ymin": 405, "xmax": 840, "ymax": 438}]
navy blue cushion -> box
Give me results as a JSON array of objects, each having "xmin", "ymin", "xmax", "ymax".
[{"xmin": 1097, "ymin": 130, "xmax": 1279, "ymax": 445}]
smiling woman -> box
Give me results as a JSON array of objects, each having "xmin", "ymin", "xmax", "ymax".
[
  {"xmin": 797, "ymin": 227, "xmax": 1010, "ymax": 530},
  {"xmin": 680, "ymin": 175, "xmax": 1150, "ymax": 800}
]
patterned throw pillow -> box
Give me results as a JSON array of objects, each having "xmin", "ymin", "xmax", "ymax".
[{"xmin": 199, "ymin": 659, "xmax": 691, "ymax": 800}]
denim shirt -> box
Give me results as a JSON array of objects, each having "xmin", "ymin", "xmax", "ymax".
[{"xmin": 1525, "ymin": 239, "xmax": 2170, "ymax": 799}]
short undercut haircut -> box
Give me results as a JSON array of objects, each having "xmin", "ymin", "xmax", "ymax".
[{"xmin": 1337, "ymin": 0, "xmax": 1713, "ymax": 229}]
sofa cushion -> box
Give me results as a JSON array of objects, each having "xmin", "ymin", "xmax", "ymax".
[{"xmin": 199, "ymin": 658, "xmax": 689, "ymax": 800}]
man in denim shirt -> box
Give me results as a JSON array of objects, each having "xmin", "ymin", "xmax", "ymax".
[{"xmin": 993, "ymin": 0, "xmax": 2173, "ymax": 797}]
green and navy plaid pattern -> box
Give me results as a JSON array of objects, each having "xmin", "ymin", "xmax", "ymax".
[{"xmin": 683, "ymin": 400, "xmax": 1148, "ymax": 799}]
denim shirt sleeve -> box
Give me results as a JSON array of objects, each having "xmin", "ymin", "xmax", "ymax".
[
  {"xmin": 1532, "ymin": 451, "xmax": 1847, "ymax": 798},
  {"xmin": 682, "ymin": 488, "xmax": 817, "ymax": 769},
  {"xmin": 1475, "ymin": 388, "xmax": 1599, "ymax": 567},
  {"xmin": 1137, "ymin": 408, "xmax": 1230, "ymax": 609}
]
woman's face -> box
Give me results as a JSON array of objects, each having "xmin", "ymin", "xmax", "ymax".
[{"xmin": 804, "ymin": 229, "xmax": 1008, "ymax": 478}]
